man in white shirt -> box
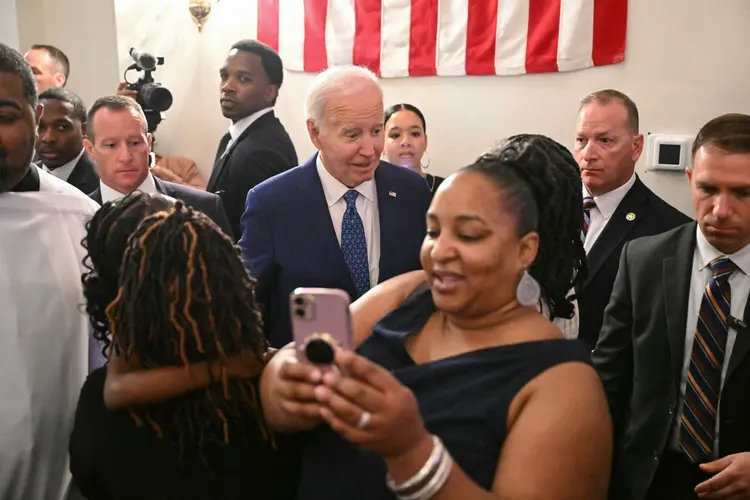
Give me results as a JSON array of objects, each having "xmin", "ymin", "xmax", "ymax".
[
  {"xmin": 0, "ymin": 42, "xmax": 99, "ymax": 500},
  {"xmin": 239, "ymin": 66, "xmax": 432, "ymax": 347},
  {"xmin": 594, "ymin": 113, "xmax": 750, "ymax": 500},
  {"xmin": 83, "ymin": 95, "xmax": 233, "ymax": 238},
  {"xmin": 35, "ymin": 87, "xmax": 99, "ymax": 194},
  {"xmin": 573, "ymin": 89, "xmax": 689, "ymax": 349},
  {"xmin": 207, "ymin": 39, "xmax": 298, "ymax": 240}
]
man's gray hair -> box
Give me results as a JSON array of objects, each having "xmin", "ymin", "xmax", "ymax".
[
  {"xmin": 304, "ymin": 66, "xmax": 382, "ymax": 126},
  {"xmin": 86, "ymin": 95, "xmax": 148, "ymax": 141}
]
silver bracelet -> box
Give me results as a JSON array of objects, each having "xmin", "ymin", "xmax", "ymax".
[
  {"xmin": 399, "ymin": 449, "xmax": 453, "ymax": 500},
  {"xmin": 385, "ymin": 435, "xmax": 444, "ymax": 494}
]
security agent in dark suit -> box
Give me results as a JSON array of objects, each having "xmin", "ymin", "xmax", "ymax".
[
  {"xmin": 84, "ymin": 95, "xmax": 232, "ymax": 238},
  {"xmin": 593, "ymin": 114, "xmax": 750, "ymax": 500},
  {"xmin": 573, "ymin": 90, "xmax": 690, "ymax": 349},
  {"xmin": 239, "ymin": 67, "xmax": 431, "ymax": 347},
  {"xmin": 35, "ymin": 88, "xmax": 99, "ymax": 194},
  {"xmin": 207, "ymin": 40, "xmax": 298, "ymax": 241}
]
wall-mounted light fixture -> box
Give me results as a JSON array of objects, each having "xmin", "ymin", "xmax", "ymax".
[{"xmin": 188, "ymin": 0, "xmax": 220, "ymax": 32}]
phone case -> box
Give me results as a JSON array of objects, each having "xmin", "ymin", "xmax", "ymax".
[{"xmin": 290, "ymin": 287, "xmax": 353, "ymax": 363}]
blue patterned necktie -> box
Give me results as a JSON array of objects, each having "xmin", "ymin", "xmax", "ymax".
[
  {"xmin": 341, "ymin": 190, "xmax": 370, "ymax": 298},
  {"xmin": 581, "ymin": 196, "xmax": 596, "ymax": 243},
  {"xmin": 679, "ymin": 257, "xmax": 737, "ymax": 462}
]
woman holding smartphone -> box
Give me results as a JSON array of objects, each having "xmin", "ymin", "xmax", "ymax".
[{"xmin": 260, "ymin": 135, "xmax": 611, "ymax": 499}]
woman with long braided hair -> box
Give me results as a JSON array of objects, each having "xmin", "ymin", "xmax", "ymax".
[
  {"xmin": 261, "ymin": 134, "xmax": 609, "ymax": 500},
  {"xmin": 70, "ymin": 193, "xmax": 300, "ymax": 500},
  {"xmin": 481, "ymin": 133, "xmax": 587, "ymax": 337}
]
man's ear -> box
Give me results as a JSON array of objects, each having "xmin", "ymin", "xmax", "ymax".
[
  {"xmin": 54, "ymin": 72, "xmax": 67, "ymax": 88},
  {"xmin": 83, "ymin": 137, "xmax": 94, "ymax": 156},
  {"xmin": 265, "ymin": 84, "xmax": 279, "ymax": 105},
  {"xmin": 631, "ymin": 133, "xmax": 644, "ymax": 163},
  {"xmin": 35, "ymin": 103, "xmax": 43, "ymax": 127},
  {"xmin": 306, "ymin": 119, "xmax": 322, "ymax": 151}
]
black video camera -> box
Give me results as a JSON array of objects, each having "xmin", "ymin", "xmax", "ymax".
[{"xmin": 124, "ymin": 47, "xmax": 173, "ymax": 133}]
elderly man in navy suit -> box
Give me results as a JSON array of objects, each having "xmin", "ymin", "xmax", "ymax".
[
  {"xmin": 239, "ymin": 66, "xmax": 431, "ymax": 347},
  {"xmin": 84, "ymin": 95, "xmax": 233, "ymax": 239}
]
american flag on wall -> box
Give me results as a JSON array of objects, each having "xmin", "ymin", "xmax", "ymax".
[{"xmin": 256, "ymin": 0, "xmax": 628, "ymax": 77}]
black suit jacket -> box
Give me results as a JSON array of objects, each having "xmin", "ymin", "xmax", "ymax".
[
  {"xmin": 207, "ymin": 110, "xmax": 298, "ymax": 241},
  {"xmin": 593, "ymin": 223, "xmax": 750, "ymax": 500},
  {"xmin": 67, "ymin": 151, "xmax": 100, "ymax": 195},
  {"xmin": 89, "ymin": 175, "xmax": 233, "ymax": 239},
  {"xmin": 577, "ymin": 177, "xmax": 691, "ymax": 349},
  {"xmin": 35, "ymin": 150, "xmax": 100, "ymax": 195}
]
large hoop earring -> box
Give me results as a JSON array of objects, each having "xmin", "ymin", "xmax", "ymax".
[
  {"xmin": 516, "ymin": 270, "xmax": 540, "ymax": 307},
  {"xmin": 421, "ymin": 150, "xmax": 431, "ymax": 170}
]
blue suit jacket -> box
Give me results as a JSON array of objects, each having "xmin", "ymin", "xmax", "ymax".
[
  {"xmin": 239, "ymin": 154, "xmax": 432, "ymax": 347},
  {"xmin": 89, "ymin": 175, "xmax": 234, "ymax": 240}
]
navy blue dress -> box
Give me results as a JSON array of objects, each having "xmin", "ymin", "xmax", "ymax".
[{"xmin": 297, "ymin": 288, "xmax": 592, "ymax": 499}]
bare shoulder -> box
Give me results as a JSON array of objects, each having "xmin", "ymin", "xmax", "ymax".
[
  {"xmin": 495, "ymin": 360, "xmax": 612, "ymax": 499},
  {"xmin": 350, "ymin": 271, "xmax": 428, "ymax": 346}
]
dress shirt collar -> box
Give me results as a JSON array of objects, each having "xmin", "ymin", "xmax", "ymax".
[
  {"xmin": 583, "ymin": 173, "xmax": 636, "ymax": 219},
  {"xmin": 42, "ymin": 147, "xmax": 85, "ymax": 182},
  {"xmin": 228, "ymin": 107, "xmax": 274, "ymax": 142},
  {"xmin": 316, "ymin": 153, "xmax": 376, "ymax": 207},
  {"xmin": 99, "ymin": 172, "xmax": 158, "ymax": 204},
  {"xmin": 696, "ymin": 225, "xmax": 750, "ymax": 276}
]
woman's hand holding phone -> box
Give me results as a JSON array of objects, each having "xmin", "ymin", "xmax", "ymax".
[
  {"xmin": 312, "ymin": 349, "xmax": 429, "ymax": 459},
  {"xmin": 272, "ymin": 352, "xmax": 327, "ymax": 431}
]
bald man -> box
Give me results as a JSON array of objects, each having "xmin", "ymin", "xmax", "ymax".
[{"xmin": 24, "ymin": 44, "xmax": 70, "ymax": 92}]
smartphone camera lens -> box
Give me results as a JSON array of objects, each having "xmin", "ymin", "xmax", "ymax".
[
  {"xmin": 294, "ymin": 296, "xmax": 305, "ymax": 306},
  {"xmin": 294, "ymin": 308, "xmax": 306, "ymax": 318}
]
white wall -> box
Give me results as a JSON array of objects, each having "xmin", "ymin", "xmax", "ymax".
[
  {"xmin": 22, "ymin": 0, "xmax": 745, "ymax": 217},
  {"xmin": 0, "ymin": 0, "xmax": 20, "ymax": 49},
  {"xmin": 13, "ymin": 0, "xmax": 119, "ymax": 116}
]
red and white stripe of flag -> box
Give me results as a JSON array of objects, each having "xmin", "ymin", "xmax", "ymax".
[{"xmin": 256, "ymin": 0, "xmax": 627, "ymax": 77}]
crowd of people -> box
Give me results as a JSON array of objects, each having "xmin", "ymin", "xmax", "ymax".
[{"xmin": 1, "ymin": 34, "xmax": 750, "ymax": 500}]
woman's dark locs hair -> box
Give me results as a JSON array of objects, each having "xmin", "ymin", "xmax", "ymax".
[
  {"xmin": 82, "ymin": 192, "xmax": 174, "ymax": 356},
  {"xmin": 461, "ymin": 134, "xmax": 587, "ymax": 320},
  {"xmin": 106, "ymin": 200, "xmax": 269, "ymax": 447}
]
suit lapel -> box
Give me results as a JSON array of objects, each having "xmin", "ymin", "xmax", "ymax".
[
  {"xmin": 208, "ymin": 111, "xmax": 278, "ymax": 191},
  {"xmin": 585, "ymin": 177, "xmax": 649, "ymax": 287},
  {"xmin": 90, "ymin": 188, "xmax": 102, "ymax": 205},
  {"xmin": 153, "ymin": 176, "xmax": 170, "ymax": 196},
  {"xmin": 297, "ymin": 155, "xmax": 357, "ymax": 296},
  {"xmin": 66, "ymin": 156, "xmax": 84, "ymax": 187},
  {"xmin": 662, "ymin": 223, "xmax": 697, "ymax": 384},
  {"xmin": 374, "ymin": 163, "xmax": 398, "ymax": 283},
  {"xmin": 208, "ymin": 133, "xmax": 231, "ymax": 191},
  {"xmin": 726, "ymin": 283, "xmax": 750, "ymax": 382}
]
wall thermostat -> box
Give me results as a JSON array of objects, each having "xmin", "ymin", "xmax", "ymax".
[{"xmin": 645, "ymin": 134, "xmax": 694, "ymax": 171}]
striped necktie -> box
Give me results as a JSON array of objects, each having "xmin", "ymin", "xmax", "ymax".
[
  {"xmin": 679, "ymin": 257, "xmax": 738, "ymax": 462},
  {"xmin": 581, "ymin": 196, "xmax": 596, "ymax": 243},
  {"xmin": 341, "ymin": 190, "xmax": 370, "ymax": 298}
]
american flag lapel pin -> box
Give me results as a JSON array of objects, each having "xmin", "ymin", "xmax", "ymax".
[{"xmin": 389, "ymin": 191, "xmax": 397, "ymax": 198}]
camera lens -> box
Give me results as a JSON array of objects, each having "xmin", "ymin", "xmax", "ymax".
[
  {"xmin": 294, "ymin": 308, "xmax": 306, "ymax": 318},
  {"xmin": 140, "ymin": 83, "xmax": 173, "ymax": 112},
  {"xmin": 305, "ymin": 339, "xmax": 334, "ymax": 364},
  {"xmin": 294, "ymin": 297, "xmax": 305, "ymax": 306}
]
